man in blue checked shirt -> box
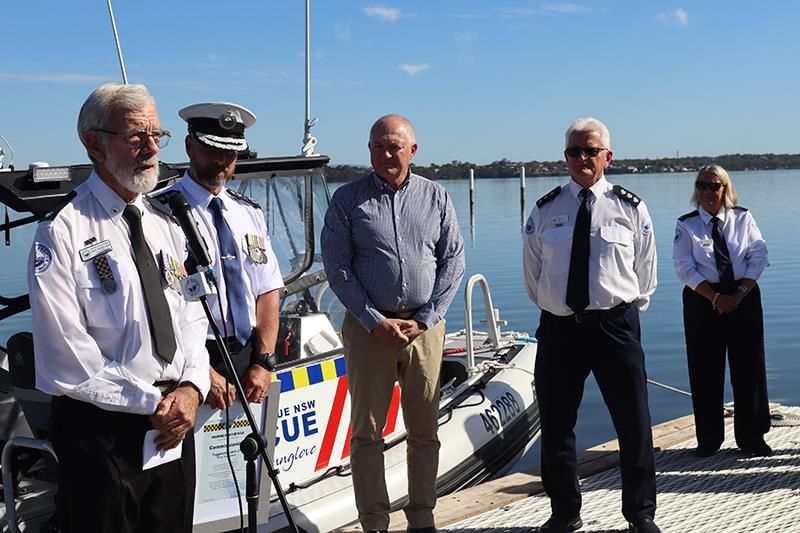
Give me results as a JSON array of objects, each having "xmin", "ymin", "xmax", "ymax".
[{"xmin": 321, "ymin": 114, "xmax": 465, "ymax": 533}]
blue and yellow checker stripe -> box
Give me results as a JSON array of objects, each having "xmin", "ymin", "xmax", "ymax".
[{"xmin": 278, "ymin": 357, "xmax": 346, "ymax": 393}]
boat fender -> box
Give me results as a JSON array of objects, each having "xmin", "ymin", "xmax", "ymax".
[
  {"xmin": 611, "ymin": 185, "xmax": 641, "ymax": 207},
  {"xmin": 536, "ymin": 186, "xmax": 561, "ymax": 208},
  {"xmin": 41, "ymin": 191, "xmax": 77, "ymax": 221},
  {"xmin": 226, "ymin": 188, "xmax": 261, "ymax": 209},
  {"xmin": 678, "ymin": 210, "xmax": 699, "ymax": 221}
]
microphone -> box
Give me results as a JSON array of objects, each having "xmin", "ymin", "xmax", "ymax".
[{"xmin": 166, "ymin": 191, "xmax": 213, "ymax": 268}]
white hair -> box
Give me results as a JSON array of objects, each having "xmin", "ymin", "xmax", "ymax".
[
  {"xmin": 565, "ymin": 117, "xmax": 611, "ymax": 148},
  {"xmin": 77, "ymin": 83, "xmax": 155, "ymax": 148}
]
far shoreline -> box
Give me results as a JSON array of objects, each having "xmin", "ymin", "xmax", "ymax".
[{"xmin": 324, "ymin": 153, "xmax": 800, "ymax": 182}]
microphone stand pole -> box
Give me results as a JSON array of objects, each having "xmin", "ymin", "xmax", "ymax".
[{"xmin": 189, "ymin": 263, "xmax": 299, "ymax": 533}]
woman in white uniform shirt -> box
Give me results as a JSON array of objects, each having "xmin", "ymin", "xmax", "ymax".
[{"xmin": 673, "ymin": 165, "xmax": 771, "ymax": 458}]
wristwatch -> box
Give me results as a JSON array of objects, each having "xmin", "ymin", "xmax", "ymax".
[
  {"xmin": 737, "ymin": 285, "xmax": 749, "ymax": 295},
  {"xmin": 251, "ymin": 352, "xmax": 278, "ymax": 372}
]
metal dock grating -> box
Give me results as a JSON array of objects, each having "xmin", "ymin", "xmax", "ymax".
[{"xmin": 446, "ymin": 406, "xmax": 800, "ymax": 533}]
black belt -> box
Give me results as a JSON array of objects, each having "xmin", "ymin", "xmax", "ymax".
[
  {"xmin": 569, "ymin": 302, "xmax": 630, "ymax": 324},
  {"xmin": 154, "ymin": 380, "xmax": 179, "ymax": 395},
  {"xmin": 379, "ymin": 308, "xmax": 419, "ymax": 319},
  {"xmin": 206, "ymin": 337, "xmax": 244, "ymax": 354}
]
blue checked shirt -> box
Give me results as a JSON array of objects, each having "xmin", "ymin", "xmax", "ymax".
[{"xmin": 321, "ymin": 172, "xmax": 465, "ymax": 332}]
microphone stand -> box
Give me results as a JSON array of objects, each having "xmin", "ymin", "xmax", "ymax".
[{"xmin": 188, "ymin": 262, "xmax": 299, "ymax": 533}]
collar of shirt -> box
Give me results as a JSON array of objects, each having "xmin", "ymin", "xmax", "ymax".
[
  {"xmin": 699, "ymin": 205, "xmax": 729, "ymax": 225},
  {"xmin": 567, "ymin": 175, "xmax": 608, "ymax": 200},
  {"xmin": 369, "ymin": 171, "xmax": 414, "ymax": 193},
  {"xmin": 179, "ymin": 171, "xmax": 230, "ymax": 213},
  {"xmin": 86, "ymin": 171, "xmax": 132, "ymax": 220}
]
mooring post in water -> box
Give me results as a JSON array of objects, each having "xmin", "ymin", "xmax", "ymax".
[
  {"xmin": 520, "ymin": 166, "xmax": 526, "ymax": 227},
  {"xmin": 469, "ymin": 168, "xmax": 475, "ymax": 211}
]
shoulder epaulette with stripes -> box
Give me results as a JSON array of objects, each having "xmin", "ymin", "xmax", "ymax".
[
  {"xmin": 612, "ymin": 185, "xmax": 641, "ymax": 207},
  {"xmin": 678, "ymin": 210, "xmax": 699, "ymax": 221},
  {"xmin": 536, "ymin": 186, "xmax": 561, "ymax": 208}
]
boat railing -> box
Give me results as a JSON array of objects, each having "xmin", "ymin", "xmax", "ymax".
[
  {"xmin": 2, "ymin": 436, "xmax": 58, "ymax": 533},
  {"xmin": 463, "ymin": 274, "xmax": 501, "ymax": 369}
]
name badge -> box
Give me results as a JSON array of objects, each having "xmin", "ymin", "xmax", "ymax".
[
  {"xmin": 550, "ymin": 214, "xmax": 569, "ymax": 227},
  {"xmin": 79, "ymin": 239, "xmax": 113, "ymax": 262},
  {"xmin": 700, "ymin": 239, "xmax": 713, "ymax": 247}
]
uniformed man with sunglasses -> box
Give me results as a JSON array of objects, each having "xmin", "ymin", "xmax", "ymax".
[{"xmin": 522, "ymin": 118, "xmax": 660, "ymax": 533}]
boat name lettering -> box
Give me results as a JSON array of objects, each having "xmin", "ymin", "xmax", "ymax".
[
  {"xmin": 278, "ymin": 399, "xmax": 316, "ymax": 418},
  {"xmin": 479, "ymin": 392, "xmax": 521, "ymax": 434},
  {"xmin": 275, "ymin": 444, "xmax": 318, "ymax": 472}
]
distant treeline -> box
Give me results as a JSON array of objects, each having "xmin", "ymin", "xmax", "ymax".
[{"xmin": 324, "ymin": 153, "xmax": 800, "ymax": 182}]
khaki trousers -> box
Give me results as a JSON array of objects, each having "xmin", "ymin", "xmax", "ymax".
[{"xmin": 342, "ymin": 312, "xmax": 445, "ymax": 531}]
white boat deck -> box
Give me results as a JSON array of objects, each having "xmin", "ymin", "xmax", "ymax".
[{"xmin": 349, "ymin": 405, "xmax": 800, "ymax": 533}]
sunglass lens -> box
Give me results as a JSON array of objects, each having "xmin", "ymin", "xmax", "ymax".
[{"xmin": 695, "ymin": 181, "xmax": 723, "ymax": 191}]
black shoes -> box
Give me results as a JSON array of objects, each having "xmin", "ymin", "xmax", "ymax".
[
  {"xmin": 365, "ymin": 530, "xmax": 387, "ymax": 533},
  {"xmin": 407, "ymin": 528, "xmax": 438, "ymax": 533},
  {"xmin": 741, "ymin": 441, "xmax": 773, "ymax": 457},
  {"xmin": 628, "ymin": 518, "xmax": 662, "ymax": 533},
  {"xmin": 694, "ymin": 445, "xmax": 719, "ymax": 458},
  {"xmin": 539, "ymin": 514, "xmax": 583, "ymax": 532}
]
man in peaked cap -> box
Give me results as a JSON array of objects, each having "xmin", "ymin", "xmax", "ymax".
[{"xmin": 168, "ymin": 102, "xmax": 283, "ymax": 409}]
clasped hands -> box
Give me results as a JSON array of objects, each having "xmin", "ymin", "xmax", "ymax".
[
  {"xmin": 372, "ymin": 318, "xmax": 426, "ymax": 348},
  {"xmin": 714, "ymin": 293, "xmax": 741, "ymax": 315},
  {"xmin": 150, "ymin": 383, "xmax": 201, "ymax": 451}
]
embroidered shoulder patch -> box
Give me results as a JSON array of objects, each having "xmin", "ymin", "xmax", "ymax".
[{"xmin": 33, "ymin": 242, "xmax": 53, "ymax": 275}]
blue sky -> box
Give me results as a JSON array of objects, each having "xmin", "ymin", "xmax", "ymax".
[{"xmin": 2, "ymin": 1, "xmax": 799, "ymax": 168}]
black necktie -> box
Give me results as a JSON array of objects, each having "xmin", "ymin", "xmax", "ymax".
[
  {"xmin": 711, "ymin": 216, "xmax": 735, "ymax": 292},
  {"xmin": 123, "ymin": 205, "xmax": 176, "ymax": 363},
  {"xmin": 566, "ymin": 188, "xmax": 590, "ymax": 313}
]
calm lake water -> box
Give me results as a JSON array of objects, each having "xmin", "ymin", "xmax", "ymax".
[
  {"xmin": 1, "ymin": 170, "xmax": 797, "ymax": 468},
  {"xmin": 438, "ymin": 169, "xmax": 800, "ymax": 464}
]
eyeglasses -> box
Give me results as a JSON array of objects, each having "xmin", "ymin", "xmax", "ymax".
[
  {"xmin": 94, "ymin": 128, "xmax": 171, "ymax": 149},
  {"xmin": 565, "ymin": 146, "xmax": 607, "ymax": 158},
  {"xmin": 695, "ymin": 181, "xmax": 725, "ymax": 192}
]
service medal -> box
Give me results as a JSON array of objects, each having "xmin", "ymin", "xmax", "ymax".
[{"xmin": 245, "ymin": 233, "xmax": 268, "ymax": 264}]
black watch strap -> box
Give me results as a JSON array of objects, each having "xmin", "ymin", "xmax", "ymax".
[{"xmin": 251, "ymin": 352, "xmax": 278, "ymax": 372}]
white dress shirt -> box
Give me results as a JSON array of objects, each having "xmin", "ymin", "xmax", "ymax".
[
  {"xmin": 166, "ymin": 173, "xmax": 283, "ymax": 339},
  {"xmin": 523, "ymin": 176, "xmax": 657, "ymax": 316},
  {"xmin": 673, "ymin": 205, "xmax": 768, "ymax": 290},
  {"xmin": 28, "ymin": 172, "xmax": 210, "ymax": 415}
]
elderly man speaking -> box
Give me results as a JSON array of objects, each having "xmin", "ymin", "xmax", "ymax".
[
  {"xmin": 28, "ymin": 83, "xmax": 209, "ymax": 532},
  {"xmin": 321, "ymin": 114, "xmax": 465, "ymax": 533}
]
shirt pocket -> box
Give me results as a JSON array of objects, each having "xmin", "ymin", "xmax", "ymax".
[
  {"xmin": 75, "ymin": 261, "xmax": 125, "ymax": 330},
  {"xmin": 598, "ymin": 226, "xmax": 634, "ymax": 274},
  {"xmin": 541, "ymin": 226, "xmax": 573, "ymax": 273}
]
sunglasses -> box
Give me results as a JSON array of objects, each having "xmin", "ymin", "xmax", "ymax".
[
  {"xmin": 695, "ymin": 181, "xmax": 725, "ymax": 192},
  {"xmin": 565, "ymin": 146, "xmax": 607, "ymax": 158}
]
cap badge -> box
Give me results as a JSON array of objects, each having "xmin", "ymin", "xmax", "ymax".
[{"xmin": 219, "ymin": 110, "xmax": 238, "ymax": 131}]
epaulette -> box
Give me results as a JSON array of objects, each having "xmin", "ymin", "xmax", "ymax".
[
  {"xmin": 536, "ymin": 186, "xmax": 561, "ymax": 208},
  {"xmin": 733, "ymin": 206, "xmax": 748, "ymax": 212},
  {"xmin": 226, "ymin": 188, "xmax": 260, "ymax": 209},
  {"xmin": 41, "ymin": 191, "xmax": 77, "ymax": 221},
  {"xmin": 678, "ymin": 210, "xmax": 699, "ymax": 221},
  {"xmin": 145, "ymin": 192, "xmax": 178, "ymax": 220},
  {"xmin": 612, "ymin": 185, "xmax": 641, "ymax": 207}
]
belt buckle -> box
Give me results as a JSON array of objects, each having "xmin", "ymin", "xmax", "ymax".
[{"xmin": 573, "ymin": 313, "xmax": 586, "ymax": 324}]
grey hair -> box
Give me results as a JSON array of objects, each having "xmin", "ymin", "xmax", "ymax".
[
  {"xmin": 77, "ymin": 83, "xmax": 155, "ymax": 148},
  {"xmin": 691, "ymin": 164, "xmax": 739, "ymax": 208},
  {"xmin": 565, "ymin": 117, "xmax": 611, "ymax": 148}
]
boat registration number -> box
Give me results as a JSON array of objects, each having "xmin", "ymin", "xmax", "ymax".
[{"xmin": 480, "ymin": 392, "xmax": 521, "ymax": 434}]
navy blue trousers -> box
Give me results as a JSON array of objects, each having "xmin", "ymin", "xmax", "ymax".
[
  {"xmin": 534, "ymin": 305, "xmax": 656, "ymax": 522},
  {"xmin": 682, "ymin": 284, "xmax": 770, "ymax": 450}
]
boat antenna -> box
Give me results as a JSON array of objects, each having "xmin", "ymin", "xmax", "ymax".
[
  {"xmin": 106, "ymin": 0, "xmax": 129, "ymax": 84},
  {"xmin": 301, "ymin": 0, "xmax": 318, "ymax": 156},
  {"xmin": 0, "ymin": 134, "xmax": 15, "ymax": 171}
]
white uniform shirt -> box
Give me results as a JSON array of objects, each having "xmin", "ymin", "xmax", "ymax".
[
  {"xmin": 167, "ymin": 173, "xmax": 283, "ymax": 339},
  {"xmin": 673, "ymin": 205, "xmax": 768, "ymax": 290},
  {"xmin": 28, "ymin": 172, "xmax": 210, "ymax": 415},
  {"xmin": 523, "ymin": 176, "xmax": 657, "ymax": 316}
]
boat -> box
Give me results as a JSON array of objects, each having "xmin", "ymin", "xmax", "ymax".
[
  {"xmin": 0, "ymin": 143, "xmax": 541, "ymax": 532},
  {"xmin": 0, "ymin": 3, "xmax": 541, "ymax": 531}
]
